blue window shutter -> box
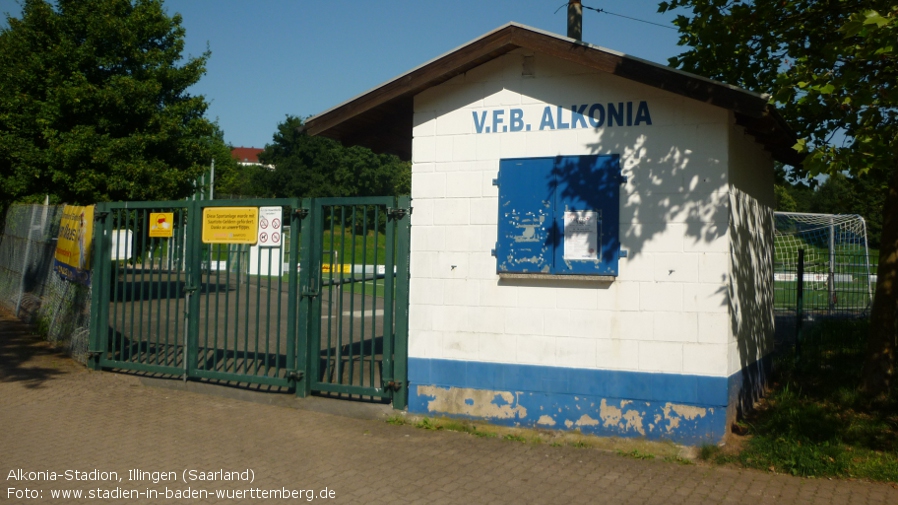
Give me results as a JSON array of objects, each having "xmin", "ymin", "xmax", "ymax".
[
  {"xmin": 496, "ymin": 155, "xmax": 620, "ymax": 276},
  {"xmin": 496, "ymin": 158, "xmax": 554, "ymax": 273},
  {"xmin": 553, "ymin": 155, "xmax": 621, "ymax": 275}
]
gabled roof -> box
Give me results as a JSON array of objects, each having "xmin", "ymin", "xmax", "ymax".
[
  {"xmin": 303, "ymin": 23, "xmax": 803, "ymax": 166},
  {"xmin": 231, "ymin": 147, "xmax": 264, "ymax": 164}
]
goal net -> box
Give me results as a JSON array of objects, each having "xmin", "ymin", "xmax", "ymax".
[{"xmin": 774, "ymin": 212, "xmax": 874, "ymax": 315}]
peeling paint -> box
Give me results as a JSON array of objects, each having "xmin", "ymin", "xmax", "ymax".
[
  {"xmin": 513, "ymin": 224, "xmax": 540, "ymax": 242},
  {"xmin": 408, "ymin": 376, "xmax": 730, "ymax": 445},
  {"xmin": 600, "ymin": 400, "xmax": 646, "ymax": 435},
  {"xmin": 622, "ymin": 410, "xmax": 646, "ymax": 436},
  {"xmin": 418, "ymin": 386, "xmax": 527, "ymax": 419},
  {"xmin": 671, "ymin": 404, "xmax": 708, "ymax": 420},
  {"xmin": 537, "ymin": 415, "xmax": 556, "ymax": 426},
  {"xmin": 575, "ymin": 414, "xmax": 599, "ymax": 427},
  {"xmin": 661, "ymin": 403, "xmax": 708, "ymax": 434},
  {"xmin": 599, "ymin": 400, "xmax": 622, "ymax": 427}
]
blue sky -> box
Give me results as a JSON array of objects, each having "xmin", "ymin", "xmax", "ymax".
[{"xmin": 0, "ymin": 1, "xmax": 686, "ymax": 149}]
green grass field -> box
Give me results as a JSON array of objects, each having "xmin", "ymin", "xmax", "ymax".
[
  {"xmin": 774, "ymin": 280, "xmax": 874, "ymax": 312},
  {"xmin": 774, "ymin": 245, "xmax": 878, "ymax": 313}
]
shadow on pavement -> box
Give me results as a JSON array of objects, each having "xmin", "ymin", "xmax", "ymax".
[{"xmin": 0, "ymin": 312, "xmax": 75, "ymax": 388}]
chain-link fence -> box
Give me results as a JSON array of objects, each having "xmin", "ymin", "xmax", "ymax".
[{"xmin": 0, "ymin": 204, "xmax": 91, "ymax": 363}]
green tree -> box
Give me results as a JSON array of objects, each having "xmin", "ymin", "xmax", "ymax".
[
  {"xmin": 659, "ymin": 1, "xmax": 898, "ymax": 394},
  {"xmin": 256, "ymin": 115, "xmax": 410, "ymax": 199},
  {"xmin": 774, "ymin": 184, "xmax": 798, "ymax": 212},
  {"xmin": 0, "ymin": 0, "xmax": 223, "ymax": 209}
]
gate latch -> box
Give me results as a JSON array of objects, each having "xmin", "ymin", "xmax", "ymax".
[
  {"xmin": 383, "ymin": 380, "xmax": 403, "ymax": 392},
  {"xmin": 301, "ymin": 286, "xmax": 319, "ymax": 299},
  {"xmin": 293, "ymin": 208, "xmax": 309, "ymax": 219},
  {"xmin": 183, "ymin": 284, "xmax": 198, "ymax": 294},
  {"xmin": 287, "ymin": 370, "xmax": 304, "ymax": 381},
  {"xmin": 387, "ymin": 207, "xmax": 411, "ymax": 220}
]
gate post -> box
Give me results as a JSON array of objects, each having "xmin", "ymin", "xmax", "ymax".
[
  {"xmin": 392, "ymin": 195, "xmax": 412, "ymax": 410},
  {"xmin": 88, "ymin": 203, "xmax": 110, "ymax": 370},
  {"xmin": 184, "ymin": 200, "xmax": 202, "ymax": 379},
  {"xmin": 285, "ymin": 198, "xmax": 300, "ymax": 392},
  {"xmin": 295, "ymin": 198, "xmax": 315, "ymax": 397}
]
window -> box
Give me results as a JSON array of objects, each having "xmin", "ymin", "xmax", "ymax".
[{"xmin": 495, "ymin": 155, "xmax": 622, "ymax": 276}]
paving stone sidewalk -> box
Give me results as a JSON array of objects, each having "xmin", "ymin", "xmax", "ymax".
[{"xmin": 2, "ymin": 313, "xmax": 897, "ymax": 505}]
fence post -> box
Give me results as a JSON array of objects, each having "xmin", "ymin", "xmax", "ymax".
[
  {"xmin": 796, "ymin": 248, "xmax": 805, "ymax": 358},
  {"xmin": 392, "ymin": 195, "xmax": 411, "ymax": 410},
  {"xmin": 828, "ymin": 217, "xmax": 836, "ymax": 312},
  {"xmin": 295, "ymin": 198, "xmax": 315, "ymax": 397},
  {"xmin": 14, "ymin": 204, "xmax": 40, "ymax": 317},
  {"xmin": 88, "ymin": 203, "xmax": 109, "ymax": 370}
]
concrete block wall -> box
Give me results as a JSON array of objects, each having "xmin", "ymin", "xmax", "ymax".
[
  {"xmin": 725, "ymin": 119, "xmax": 777, "ymax": 421},
  {"xmin": 405, "ymin": 49, "xmax": 773, "ymax": 443}
]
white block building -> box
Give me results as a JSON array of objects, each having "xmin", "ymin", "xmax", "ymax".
[{"xmin": 305, "ymin": 24, "xmax": 801, "ymax": 444}]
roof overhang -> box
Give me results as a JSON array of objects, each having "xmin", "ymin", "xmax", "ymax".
[{"xmin": 303, "ymin": 23, "xmax": 804, "ymax": 167}]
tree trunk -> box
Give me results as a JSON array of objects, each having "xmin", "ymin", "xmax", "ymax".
[{"xmin": 861, "ymin": 164, "xmax": 898, "ymax": 396}]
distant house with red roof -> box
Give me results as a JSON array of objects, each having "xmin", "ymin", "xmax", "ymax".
[{"xmin": 231, "ymin": 147, "xmax": 273, "ymax": 169}]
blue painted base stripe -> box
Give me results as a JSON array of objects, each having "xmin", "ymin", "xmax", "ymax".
[
  {"xmin": 409, "ymin": 358, "xmax": 729, "ymax": 407},
  {"xmin": 409, "ymin": 385, "xmax": 728, "ymax": 445},
  {"xmin": 408, "ymin": 358, "xmax": 773, "ymax": 444}
]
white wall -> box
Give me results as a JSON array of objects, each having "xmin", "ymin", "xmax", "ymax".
[
  {"xmin": 727, "ymin": 119, "xmax": 776, "ymax": 376},
  {"xmin": 409, "ymin": 49, "xmax": 736, "ymax": 377}
]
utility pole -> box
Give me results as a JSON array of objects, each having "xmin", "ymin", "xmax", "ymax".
[{"xmin": 568, "ymin": 0, "xmax": 583, "ymax": 41}]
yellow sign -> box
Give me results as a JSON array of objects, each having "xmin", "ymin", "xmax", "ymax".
[
  {"xmin": 202, "ymin": 207, "xmax": 258, "ymax": 244},
  {"xmin": 54, "ymin": 204, "xmax": 95, "ymax": 284},
  {"xmin": 322, "ymin": 264, "xmax": 351, "ymax": 273},
  {"xmin": 149, "ymin": 212, "xmax": 174, "ymax": 238}
]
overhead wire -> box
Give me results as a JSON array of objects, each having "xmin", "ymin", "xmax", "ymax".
[{"xmin": 554, "ymin": 2, "xmax": 678, "ymax": 31}]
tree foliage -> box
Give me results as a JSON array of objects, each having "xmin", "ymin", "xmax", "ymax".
[
  {"xmin": 659, "ymin": 1, "xmax": 898, "ymax": 393},
  {"xmin": 0, "ymin": 0, "xmax": 224, "ymax": 208},
  {"xmin": 248, "ymin": 115, "xmax": 411, "ymax": 199}
]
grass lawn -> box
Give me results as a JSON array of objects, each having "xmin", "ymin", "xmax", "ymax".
[{"xmin": 702, "ymin": 319, "xmax": 898, "ymax": 481}]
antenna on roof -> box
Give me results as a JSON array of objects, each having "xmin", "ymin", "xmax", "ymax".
[{"xmin": 568, "ymin": 0, "xmax": 582, "ymax": 41}]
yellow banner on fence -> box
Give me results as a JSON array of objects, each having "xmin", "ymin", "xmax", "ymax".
[
  {"xmin": 54, "ymin": 204, "xmax": 94, "ymax": 285},
  {"xmin": 201, "ymin": 207, "xmax": 258, "ymax": 244}
]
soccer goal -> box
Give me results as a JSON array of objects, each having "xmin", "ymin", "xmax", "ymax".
[{"xmin": 774, "ymin": 212, "xmax": 874, "ymax": 315}]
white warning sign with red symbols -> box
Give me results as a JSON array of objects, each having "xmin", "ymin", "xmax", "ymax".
[{"xmin": 257, "ymin": 206, "xmax": 283, "ymax": 247}]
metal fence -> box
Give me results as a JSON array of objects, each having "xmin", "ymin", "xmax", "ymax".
[
  {"xmin": 0, "ymin": 204, "xmax": 91, "ymax": 363},
  {"xmin": 87, "ymin": 196, "xmax": 411, "ymax": 405},
  {"xmin": 774, "ymin": 247, "xmax": 877, "ymax": 348}
]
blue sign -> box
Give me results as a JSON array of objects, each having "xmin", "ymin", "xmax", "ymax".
[{"xmin": 472, "ymin": 101, "xmax": 652, "ymax": 134}]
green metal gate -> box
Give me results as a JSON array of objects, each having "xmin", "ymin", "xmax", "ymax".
[
  {"xmin": 88, "ymin": 196, "xmax": 410, "ymax": 407},
  {"xmin": 300, "ymin": 197, "xmax": 410, "ymax": 405}
]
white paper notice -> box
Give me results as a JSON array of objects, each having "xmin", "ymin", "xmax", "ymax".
[
  {"xmin": 257, "ymin": 206, "xmax": 283, "ymax": 248},
  {"xmin": 563, "ymin": 210, "xmax": 599, "ymax": 260}
]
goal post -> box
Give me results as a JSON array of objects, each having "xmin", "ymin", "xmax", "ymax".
[{"xmin": 774, "ymin": 212, "xmax": 873, "ymax": 315}]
